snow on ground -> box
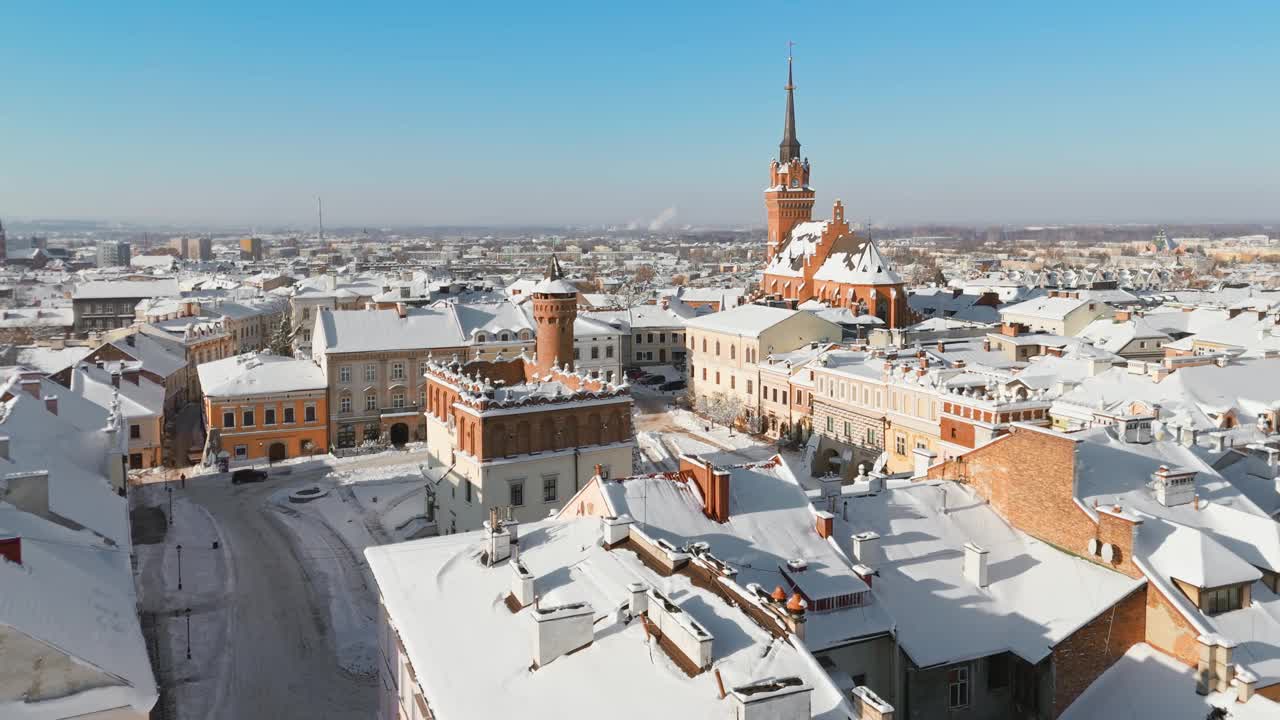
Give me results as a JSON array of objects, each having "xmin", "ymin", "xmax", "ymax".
[
  {"xmin": 133, "ymin": 487, "xmax": 232, "ymax": 720},
  {"xmin": 268, "ymin": 497, "xmax": 379, "ymax": 676},
  {"xmin": 263, "ymin": 458, "xmax": 432, "ymax": 675}
]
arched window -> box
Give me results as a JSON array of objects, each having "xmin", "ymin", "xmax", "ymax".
[
  {"xmin": 702, "ymin": 338, "xmax": 707, "ymax": 352},
  {"xmin": 730, "ymin": 345, "xmax": 736, "ymax": 360},
  {"xmin": 715, "ymin": 341, "xmax": 721, "ymax": 356},
  {"xmin": 476, "ymin": 333, "xmax": 486, "ymax": 343}
]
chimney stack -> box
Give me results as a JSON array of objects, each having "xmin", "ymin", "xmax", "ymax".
[
  {"xmin": 510, "ymin": 560, "xmax": 535, "ymax": 607},
  {"xmin": 627, "ymin": 581, "xmax": 648, "ymax": 617},
  {"xmin": 851, "ymin": 686, "xmax": 895, "ymax": 720},
  {"xmin": 530, "ymin": 602, "xmax": 595, "ymax": 668},
  {"xmin": 0, "ymin": 537, "xmax": 21, "ymax": 565},
  {"xmin": 814, "ymin": 511, "xmax": 834, "ymax": 539},
  {"xmin": 601, "ymin": 514, "xmax": 632, "ymax": 546},
  {"xmin": 852, "ymin": 531, "xmax": 882, "ymax": 568},
  {"xmin": 43, "ymin": 396, "xmax": 57, "ymax": 416},
  {"xmin": 964, "ymin": 542, "xmax": 989, "ymax": 588}
]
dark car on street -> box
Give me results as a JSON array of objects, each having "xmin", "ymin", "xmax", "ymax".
[
  {"xmin": 659, "ymin": 380, "xmax": 686, "ymax": 392},
  {"xmin": 231, "ymin": 468, "xmax": 269, "ymax": 485}
]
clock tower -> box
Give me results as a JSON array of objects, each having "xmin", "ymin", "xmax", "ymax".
[{"xmin": 765, "ymin": 52, "xmax": 815, "ymax": 262}]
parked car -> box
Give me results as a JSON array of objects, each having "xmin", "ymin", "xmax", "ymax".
[
  {"xmin": 659, "ymin": 380, "xmax": 687, "ymax": 392},
  {"xmin": 625, "ymin": 368, "xmax": 648, "ymax": 380},
  {"xmin": 639, "ymin": 375, "xmax": 666, "ymax": 386},
  {"xmin": 231, "ymin": 468, "xmax": 269, "ymax": 485}
]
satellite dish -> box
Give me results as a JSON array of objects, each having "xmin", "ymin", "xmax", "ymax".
[
  {"xmin": 1087, "ymin": 538, "xmax": 1100, "ymax": 556},
  {"xmin": 1101, "ymin": 543, "xmax": 1116, "ymax": 564}
]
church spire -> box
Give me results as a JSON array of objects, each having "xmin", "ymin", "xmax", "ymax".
[{"xmin": 779, "ymin": 45, "xmax": 801, "ymax": 163}]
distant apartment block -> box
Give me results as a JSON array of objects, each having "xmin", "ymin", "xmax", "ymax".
[{"xmin": 96, "ymin": 239, "xmax": 131, "ymax": 267}]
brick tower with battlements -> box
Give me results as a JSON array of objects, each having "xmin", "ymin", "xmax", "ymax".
[{"xmin": 531, "ymin": 255, "xmax": 578, "ymax": 374}]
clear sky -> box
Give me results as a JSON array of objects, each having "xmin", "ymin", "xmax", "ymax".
[{"xmin": 2, "ymin": 1, "xmax": 1277, "ymax": 228}]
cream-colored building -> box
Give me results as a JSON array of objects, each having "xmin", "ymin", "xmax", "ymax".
[
  {"xmin": 999, "ymin": 292, "xmax": 1115, "ymax": 336},
  {"xmin": 684, "ymin": 305, "xmax": 841, "ymax": 429}
]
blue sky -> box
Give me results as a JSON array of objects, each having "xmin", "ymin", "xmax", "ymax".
[{"xmin": 1, "ymin": 1, "xmax": 1277, "ymax": 227}]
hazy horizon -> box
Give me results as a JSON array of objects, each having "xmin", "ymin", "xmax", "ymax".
[{"xmin": 3, "ymin": 2, "xmax": 1278, "ymax": 228}]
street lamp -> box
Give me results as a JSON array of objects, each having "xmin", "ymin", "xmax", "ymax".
[
  {"xmin": 176, "ymin": 544, "xmax": 183, "ymax": 591},
  {"xmin": 166, "ymin": 485, "xmax": 173, "ymax": 526},
  {"xmin": 184, "ymin": 608, "xmax": 192, "ymax": 660}
]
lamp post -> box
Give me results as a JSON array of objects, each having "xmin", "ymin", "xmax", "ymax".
[
  {"xmin": 184, "ymin": 608, "xmax": 192, "ymax": 660},
  {"xmin": 166, "ymin": 485, "xmax": 173, "ymax": 526},
  {"xmin": 176, "ymin": 544, "xmax": 183, "ymax": 591}
]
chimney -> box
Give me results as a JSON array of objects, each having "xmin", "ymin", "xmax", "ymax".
[
  {"xmin": 601, "ymin": 514, "xmax": 632, "ymax": 546},
  {"xmin": 814, "ymin": 510, "xmax": 834, "ymax": 539},
  {"xmin": 1235, "ymin": 668, "xmax": 1259, "ymax": 704},
  {"xmin": 1208, "ymin": 432, "xmax": 1228, "ymax": 453},
  {"xmin": 851, "ymin": 686, "xmax": 895, "ymax": 720},
  {"xmin": 852, "ymin": 531, "xmax": 882, "ymax": 568},
  {"xmin": 627, "ymin": 581, "xmax": 648, "ymax": 617},
  {"xmin": 20, "ymin": 378, "xmax": 40, "ymax": 398},
  {"xmin": 964, "ymin": 542, "xmax": 989, "ymax": 588},
  {"xmin": 982, "ymin": 336, "xmax": 991, "ymax": 352},
  {"xmin": 1115, "ymin": 310, "xmax": 1131, "ymax": 323},
  {"xmin": 1152, "ymin": 465, "xmax": 1197, "ymax": 507},
  {"xmin": 125, "ymin": 333, "xmax": 136, "ymax": 347},
  {"xmin": 43, "ymin": 396, "xmax": 58, "ymax": 416},
  {"xmin": 510, "ymin": 559, "xmax": 535, "ymax": 607},
  {"xmin": 1196, "ymin": 636, "xmax": 1237, "ymax": 695},
  {"xmin": 1179, "ymin": 425, "xmax": 1198, "ymax": 448},
  {"xmin": 111, "ymin": 372, "xmax": 121, "ymax": 389},
  {"xmin": 0, "ymin": 537, "xmax": 21, "ymax": 565},
  {"xmin": 0, "ymin": 434, "xmax": 8, "ymax": 460},
  {"xmin": 647, "ymin": 587, "xmax": 715, "ymax": 670},
  {"xmin": 912, "ymin": 447, "xmax": 938, "ymax": 479},
  {"xmin": 935, "ymin": 340, "xmax": 945, "ymax": 353},
  {"xmin": 484, "ymin": 519, "xmax": 512, "ymax": 566},
  {"xmin": 728, "ymin": 677, "xmax": 812, "ymax": 720},
  {"xmin": 530, "ymin": 602, "xmax": 595, "ymax": 668},
  {"xmin": 396, "ymin": 302, "xmax": 407, "ymax": 319}
]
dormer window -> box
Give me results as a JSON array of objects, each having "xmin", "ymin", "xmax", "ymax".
[
  {"xmin": 501, "ymin": 332, "xmax": 511, "ymax": 342},
  {"xmin": 1202, "ymin": 585, "xmax": 1244, "ymax": 615},
  {"xmin": 476, "ymin": 333, "xmax": 487, "ymax": 343}
]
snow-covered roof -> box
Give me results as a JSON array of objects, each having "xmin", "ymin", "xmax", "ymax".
[
  {"xmin": 197, "ymin": 353, "xmax": 326, "ymax": 397},
  {"xmin": 1000, "ymin": 295, "xmax": 1102, "ymax": 321},
  {"xmin": 72, "ymin": 279, "xmax": 179, "ymax": 300},
  {"xmin": 106, "ymin": 333, "xmax": 187, "ymax": 378},
  {"xmin": 12, "ymin": 345, "xmax": 91, "ymax": 375},
  {"xmin": 531, "ymin": 277, "xmax": 579, "ymax": 295},
  {"xmin": 314, "ymin": 306, "xmax": 465, "ymax": 354},
  {"xmin": 764, "ymin": 221, "xmax": 829, "ymax": 278},
  {"xmin": 812, "ymin": 238, "xmax": 903, "ymax": 287},
  {"xmin": 594, "ymin": 457, "xmax": 892, "ymax": 651},
  {"xmin": 365, "ymin": 516, "xmax": 855, "ymax": 720},
  {"xmin": 685, "ymin": 304, "xmax": 825, "ymax": 338},
  {"xmin": 0, "ymin": 508, "xmax": 157, "ymax": 719},
  {"xmin": 839, "ymin": 480, "xmax": 1144, "ymax": 667},
  {"xmin": 1060, "ymin": 643, "xmax": 1279, "ymax": 720}
]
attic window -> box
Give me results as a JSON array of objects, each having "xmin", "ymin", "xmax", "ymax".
[
  {"xmin": 476, "ymin": 333, "xmax": 486, "ymax": 343},
  {"xmin": 1203, "ymin": 585, "xmax": 1243, "ymax": 615}
]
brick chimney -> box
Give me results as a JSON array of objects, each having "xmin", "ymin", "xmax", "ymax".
[
  {"xmin": 851, "ymin": 686, "xmax": 895, "ymax": 720},
  {"xmin": 43, "ymin": 396, "xmax": 57, "ymax": 416},
  {"xmin": 0, "ymin": 537, "xmax": 20, "ymax": 565},
  {"xmin": 814, "ymin": 511, "xmax": 834, "ymax": 539},
  {"xmin": 679, "ymin": 455, "xmax": 731, "ymax": 523}
]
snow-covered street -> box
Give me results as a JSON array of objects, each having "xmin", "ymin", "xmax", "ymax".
[{"xmin": 131, "ymin": 451, "xmax": 436, "ymax": 719}]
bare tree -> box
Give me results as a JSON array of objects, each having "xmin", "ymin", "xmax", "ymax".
[{"xmin": 705, "ymin": 392, "xmax": 745, "ymax": 435}]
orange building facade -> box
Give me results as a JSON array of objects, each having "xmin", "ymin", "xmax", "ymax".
[{"xmin": 204, "ymin": 390, "xmax": 329, "ymax": 462}]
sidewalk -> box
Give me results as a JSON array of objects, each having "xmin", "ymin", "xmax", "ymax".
[{"xmin": 133, "ymin": 485, "xmax": 232, "ymax": 720}]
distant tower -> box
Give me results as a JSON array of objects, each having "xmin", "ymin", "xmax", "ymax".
[
  {"xmin": 531, "ymin": 255, "xmax": 578, "ymax": 374},
  {"xmin": 0, "ymin": 217, "xmax": 6, "ymax": 264},
  {"xmin": 764, "ymin": 49, "xmax": 815, "ymax": 262}
]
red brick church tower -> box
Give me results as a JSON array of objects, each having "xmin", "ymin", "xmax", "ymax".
[
  {"xmin": 764, "ymin": 53, "xmax": 815, "ymax": 262},
  {"xmin": 531, "ymin": 255, "xmax": 578, "ymax": 374}
]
